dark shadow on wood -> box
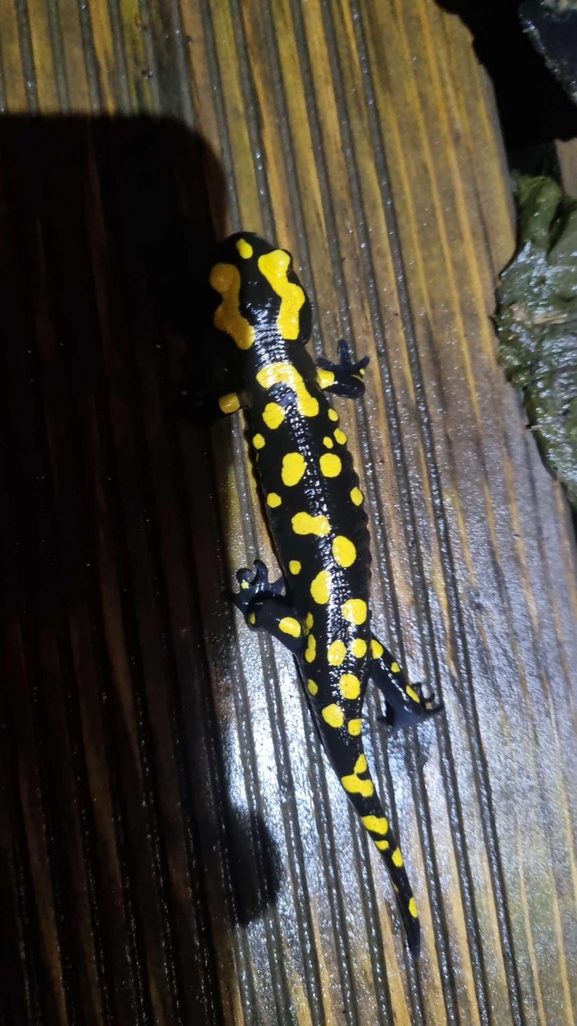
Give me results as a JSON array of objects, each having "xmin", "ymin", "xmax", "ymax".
[{"xmin": 0, "ymin": 115, "xmax": 281, "ymax": 1026}]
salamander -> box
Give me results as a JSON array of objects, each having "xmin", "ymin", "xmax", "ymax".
[{"xmin": 202, "ymin": 232, "xmax": 442, "ymax": 958}]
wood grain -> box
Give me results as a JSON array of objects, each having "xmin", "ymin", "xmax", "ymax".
[{"xmin": 0, "ymin": 1, "xmax": 576, "ymax": 1024}]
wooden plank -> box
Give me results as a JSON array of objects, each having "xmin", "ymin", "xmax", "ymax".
[{"xmin": 0, "ymin": 1, "xmax": 576, "ymax": 1023}]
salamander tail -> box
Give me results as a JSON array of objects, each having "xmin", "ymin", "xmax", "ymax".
[{"xmin": 339, "ymin": 754, "xmax": 421, "ymax": 957}]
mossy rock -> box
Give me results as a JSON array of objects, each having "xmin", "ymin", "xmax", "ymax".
[{"xmin": 495, "ymin": 176, "xmax": 577, "ymax": 508}]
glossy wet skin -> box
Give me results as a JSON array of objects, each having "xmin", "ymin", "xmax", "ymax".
[{"xmin": 206, "ymin": 232, "xmax": 441, "ymax": 957}]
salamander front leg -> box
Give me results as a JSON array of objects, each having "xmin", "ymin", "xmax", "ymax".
[
  {"xmin": 232, "ymin": 560, "xmax": 305, "ymax": 655},
  {"xmin": 368, "ymin": 637, "xmax": 443, "ymax": 734},
  {"xmin": 317, "ymin": 339, "xmax": 369, "ymax": 399}
]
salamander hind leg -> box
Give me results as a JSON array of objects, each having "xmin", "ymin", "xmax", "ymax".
[
  {"xmin": 369, "ymin": 637, "xmax": 443, "ymax": 734},
  {"xmin": 317, "ymin": 339, "xmax": 369, "ymax": 398},
  {"xmin": 232, "ymin": 560, "xmax": 305, "ymax": 655}
]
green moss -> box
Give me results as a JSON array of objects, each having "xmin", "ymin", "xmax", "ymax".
[{"xmin": 495, "ymin": 176, "xmax": 577, "ymax": 508}]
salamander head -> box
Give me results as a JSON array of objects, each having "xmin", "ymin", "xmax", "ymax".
[{"xmin": 208, "ymin": 232, "xmax": 312, "ymax": 350}]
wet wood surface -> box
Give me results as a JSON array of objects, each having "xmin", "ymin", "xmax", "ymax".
[{"xmin": 1, "ymin": 1, "xmax": 576, "ymax": 1024}]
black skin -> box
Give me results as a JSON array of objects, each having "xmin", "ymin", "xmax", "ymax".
[{"xmin": 198, "ymin": 231, "xmax": 443, "ymax": 958}]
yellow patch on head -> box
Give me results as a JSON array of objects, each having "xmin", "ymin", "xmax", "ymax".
[
  {"xmin": 279, "ymin": 617, "xmax": 301, "ymax": 638},
  {"xmin": 258, "ymin": 250, "xmax": 305, "ymax": 340},
  {"xmin": 406, "ymin": 686, "xmax": 421, "ymax": 703},
  {"xmin": 236, "ymin": 238, "xmax": 253, "ymax": 259},
  {"xmin": 408, "ymin": 898, "xmax": 418, "ymax": 919},
  {"xmin": 310, "ymin": 570, "xmax": 331, "ymax": 605},
  {"xmin": 328, "ymin": 408, "xmax": 339, "ymax": 422},
  {"xmin": 320, "ymin": 453, "xmax": 342, "ymax": 478},
  {"xmin": 317, "ymin": 368, "xmax": 335, "ymax": 390},
  {"xmin": 307, "ymin": 679, "xmax": 318, "ymax": 695},
  {"xmin": 334, "ymin": 428, "xmax": 347, "ymax": 445},
  {"xmin": 249, "ymin": 612, "xmax": 256, "ymax": 625},
  {"xmin": 210, "ymin": 263, "xmax": 256, "ymax": 350},
  {"xmin": 263, "ymin": 402, "xmax": 285, "ymax": 429},
  {"xmin": 322, "ymin": 704, "xmax": 344, "ymax": 728},
  {"xmin": 305, "ymin": 634, "xmax": 316, "ymax": 663},
  {"xmin": 376, "ymin": 839, "xmax": 390, "ymax": 851},
  {"xmin": 289, "ymin": 560, "xmax": 301, "ymax": 575},
  {"xmin": 362, "ymin": 815, "xmax": 389, "ymax": 834},
  {"xmin": 323, "ymin": 436, "xmax": 334, "ymax": 448},
  {"xmin": 391, "ymin": 662, "xmax": 401, "ymax": 674},
  {"xmin": 282, "ymin": 451, "xmax": 306, "ymax": 487},
  {"xmin": 218, "ymin": 393, "xmax": 240, "ymax": 414},
  {"xmin": 327, "ymin": 640, "xmax": 347, "ymax": 666},
  {"xmin": 371, "ymin": 639, "xmax": 384, "ymax": 659},
  {"xmin": 253, "ymin": 433, "xmax": 265, "ymax": 449},
  {"xmin": 292, "ymin": 512, "xmax": 330, "ymax": 536},
  {"xmin": 332, "ymin": 536, "xmax": 356, "ymax": 568},
  {"xmin": 392, "ymin": 848, "xmax": 404, "ymax": 867},
  {"xmin": 350, "ymin": 487, "xmax": 364, "ymax": 506},
  {"xmin": 256, "ymin": 363, "xmax": 319, "ymax": 417},
  {"xmin": 351, "ymin": 638, "xmax": 367, "ymax": 658},
  {"xmin": 348, "ymin": 719, "xmax": 362, "ymax": 736},
  {"xmin": 267, "ymin": 493, "xmax": 282, "ymax": 508},
  {"xmin": 339, "ymin": 674, "xmax": 361, "ymax": 701},
  {"xmin": 342, "ymin": 599, "xmax": 368, "ymax": 625}
]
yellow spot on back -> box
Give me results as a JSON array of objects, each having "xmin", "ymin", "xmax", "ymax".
[
  {"xmin": 305, "ymin": 634, "xmax": 316, "ymax": 662},
  {"xmin": 310, "ymin": 570, "xmax": 331, "ymax": 605},
  {"xmin": 279, "ymin": 617, "xmax": 301, "ymax": 638},
  {"xmin": 320, "ymin": 453, "xmax": 342, "ymax": 478},
  {"xmin": 376, "ymin": 839, "xmax": 390, "ymax": 851},
  {"xmin": 317, "ymin": 368, "xmax": 335, "ymax": 390},
  {"xmin": 408, "ymin": 898, "xmax": 418, "ymax": 919},
  {"xmin": 328, "ymin": 408, "xmax": 339, "ymax": 422},
  {"xmin": 210, "ymin": 263, "xmax": 256, "ymax": 350},
  {"xmin": 406, "ymin": 686, "xmax": 421, "ymax": 703},
  {"xmin": 339, "ymin": 674, "xmax": 361, "ymax": 700},
  {"xmin": 332, "ymin": 536, "xmax": 356, "ymax": 568},
  {"xmin": 391, "ymin": 662, "xmax": 401, "ymax": 674},
  {"xmin": 362, "ymin": 815, "xmax": 389, "ymax": 834},
  {"xmin": 307, "ymin": 680, "xmax": 318, "ymax": 695},
  {"xmin": 282, "ymin": 452, "xmax": 306, "ymax": 486},
  {"xmin": 341, "ymin": 771, "xmax": 374, "ymax": 798},
  {"xmin": 342, "ymin": 599, "xmax": 368, "ymax": 625},
  {"xmin": 327, "ymin": 640, "xmax": 347, "ymax": 666},
  {"xmin": 253, "ymin": 433, "xmax": 265, "ymax": 449},
  {"xmin": 351, "ymin": 638, "xmax": 367, "ymax": 658},
  {"xmin": 305, "ymin": 612, "xmax": 314, "ymax": 630},
  {"xmin": 236, "ymin": 238, "xmax": 253, "ymax": 259},
  {"xmin": 371, "ymin": 639, "xmax": 384, "ymax": 659},
  {"xmin": 258, "ymin": 251, "xmax": 305, "ymax": 340},
  {"xmin": 392, "ymin": 848, "xmax": 404, "ymax": 867},
  {"xmin": 267, "ymin": 493, "xmax": 282, "ymax": 508},
  {"xmin": 218, "ymin": 393, "xmax": 240, "ymax": 414},
  {"xmin": 263, "ymin": 402, "xmax": 285, "ymax": 429},
  {"xmin": 289, "ymin": 560, "xmax": 301, "ymax": 575},
  {"xmin": 350, "ymin": 487, "xmax": 363, "ymax": 506},
  {"xmin": 323, "ymin": 436, "xmax": 334, "ymax": 448},
  {"xmin": 322, "ymin": 704, "xmax": 344, "ymax": 728},
  {"xmin": 348, "ymin": 719, "xmax": 362, "ymax": 736},
  {"xmin": 257, "ymin": 363, "xmax": 319, "ymax": 417},
  {"xmin": 355, "ymin": 753, "xmax": 367, "ymax": 774},
  {"xmin": 334, "ymin": 428, "xmax": 347, "ymax": 445},
  {"xmin": 292, "ymin": 512, "xmax": 330, "ymax": 536}
]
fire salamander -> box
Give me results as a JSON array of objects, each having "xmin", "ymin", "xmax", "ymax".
[{"xmin": 203, "ymin": 232, "xmax": 442, "ymax": 958}]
